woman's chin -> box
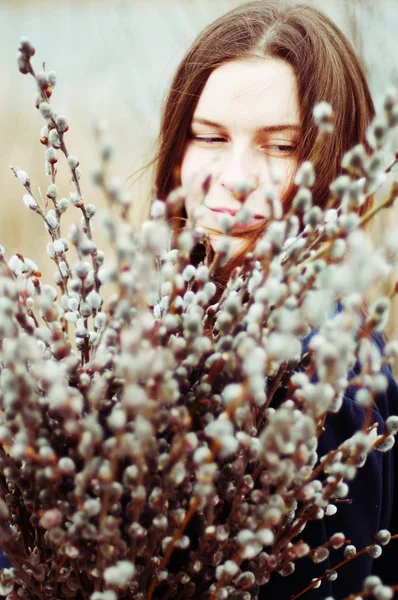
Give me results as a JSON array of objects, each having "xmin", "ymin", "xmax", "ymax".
[{"xmin": 210, "ymin": 235, "xmax": 246, "ymax": 259}]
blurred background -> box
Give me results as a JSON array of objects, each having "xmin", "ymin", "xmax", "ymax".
[{"xmin": 2, "ymin": 0, "xmax": 398, "ymax": 338}]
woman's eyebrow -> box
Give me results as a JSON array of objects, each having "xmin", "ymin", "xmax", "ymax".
[{"xmin": 192, "ymin": 117, "xmax": 300, "ymax": 133}]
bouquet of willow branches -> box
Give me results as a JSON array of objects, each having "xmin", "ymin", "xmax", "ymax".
[{"xmin": 1, "ymin": 37, "xmax": 398, "ymax": 600}]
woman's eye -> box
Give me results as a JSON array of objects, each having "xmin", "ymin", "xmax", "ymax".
[
  {"xmin": 264, "ymin": 144, "xmax": 296, "ymax": 154},
  {"xmin": 192, "ymin": 135, "xmax": 227, "ymax": 144}
]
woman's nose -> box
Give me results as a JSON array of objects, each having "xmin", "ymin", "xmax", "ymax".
[{"xmin": 218, "ymin": 149, "xmax": 261, "ymax": 198}]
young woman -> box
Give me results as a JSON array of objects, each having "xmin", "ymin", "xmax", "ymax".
[
  {"xmin": 152, "ymin": 1, "xmax": 398, "ymax": 599},
  {"xmin": 154, "ymin": 0, "xmax": 374, "ymax": 295}
]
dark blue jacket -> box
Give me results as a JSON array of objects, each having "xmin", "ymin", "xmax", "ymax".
[{"xmin": 260, "ymin": 331, "xmax": 398, "ymax": 599}]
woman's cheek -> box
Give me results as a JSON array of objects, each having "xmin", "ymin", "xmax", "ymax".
[
  {"xmin": 181, "ymin": 146, "xmax": 203, "ymax": 193},
  {"xmin": 276, "ymin": 157, "xmax": 297, "ymax": 200},
  {"xmin": 181, "ymin": 146, "xmax": 221, "ymax": 194},
  {"xmin": 181, "ymin": 147, "xmax": 206, "ymax": 220}
]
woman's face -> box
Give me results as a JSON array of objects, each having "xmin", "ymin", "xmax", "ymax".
[{"xmin": 180, "ymin": 58, "xmax": 301, "ymax": 255}]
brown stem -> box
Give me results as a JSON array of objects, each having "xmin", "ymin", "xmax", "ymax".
[
  {"xmin": 385, "ymin": 157, "xmax": 398, "ymax": 174},
  {"xmin": 359, "ymin": 180, "xmax": 398, "ymax": 228},
  {"xmin": 263, "ymin": 362, "xmax": 287, "ymax": 411},
  {"xmin": 342, "ymin": 584, "xmax": 398, "ymax": 600},
  {"xmin": 210, "ymin": 548, "xmax": 243, "ymax": 600},
  {"xmin": 290, "ymin": 533, "xmax": 398, "ymax": 600},
  {"xmin": 300, "ymin": 180, "xmax": 398, "ymax": 269},
  {"xmin": 147, "ymin": 496, "xmax": 200, "ymax": 600}
]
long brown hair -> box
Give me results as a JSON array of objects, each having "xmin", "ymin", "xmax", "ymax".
[{"xmin": 154, "ymin": 0, "xmax": 375, "ymax": 295}]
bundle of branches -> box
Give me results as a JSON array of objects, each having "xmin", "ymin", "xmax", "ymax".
[{"xmin": 0, "ymin": 38, "xmax": 398, "ymax": 600}]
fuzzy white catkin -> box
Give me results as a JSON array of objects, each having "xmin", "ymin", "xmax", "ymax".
[
  {"xmin": 223, "ymin": 560, "xmax": 239, "ymax": 577},
  {"xmin": 195, "ymin": 265, "xmax": 209, "ymax": 283},
  {"xmin": 344, "ymin": 544, "xmax": 357, "ymax": 559},
  {"xmin": 161, "ymin": 268, "xmax": 175, "ymax": 291},
  {"xmin": 219, "ymin": 213, "xmax": 234, "ymax": 233},
  {"xmin": 178, "ymin": 230, "xmax": 194, "ymax": 253},
  {"xmin": 57, "ymin": 198, "xmax": 69, "ymax": 213},
  {"xmin": 90, "ymin": 586, "xmax": 117, "ymax": 598},
  {"xmin": 255, "ymin": 238, "xmax": 271, "ymax": 258},
  {"xmin": 204, "ymin": 417, "xmax": 233, "ymax": 438},
  {"xmin": 192, "ymin": 205, "xmax": 206, "ymax": 221},
  {"xmin": 183, "ymin": 265, "xmax": 196, "ymax": 281},
  {"xmin": 45, "ymin": 149, "xmax": 56, "ymax": 166},
  {"xmin": 236, "ymin": 206, "xmax": 254, "ymax": 223},
  {"xmin": 41, "ymin": 284, "xmax": 57, "ymax": 302},
  {"xmin": 23, "ymin": 194, "xmax": 36, "ymax": 209},
  {"xmin": 256, "ymin": 528, "xmax": 274, "ymax": 545},
  {"xmin": 325, "ymin": 504, "xmax": 338, "ymax": 516},
  {"xmin": 165, "ymin": 249, "xmax": 179, "ymax": 265},
  {"xmin": 39, "ymin": 102, "xmax": 53, "ymax": 119},
  {"xmin": 368, "ymin": 297, "xmax": 390, "ymax": 330},
  {"xmin": 376, "ymin": 435, "xmax": 395, "ymax": 452},
  {"xmin": 40, "ymin": 126, "xmax": 49, "ymax": 141},
  {"xmin": 49, "ymin": 130, "xmax": 61, "ymax": 148},
  {"xmin": 313, "ymin": 101, "xmax": 332, "ymax": 124},
  {"xmin": 386, "ymin": 416, "xmax": 398, "ymax": 435},
  {"xmin": 64, "ymin": 312, "xmax": 77, "ymax": 323},
  {"xmin": 329, "ymin": 532, "xmax": 345, "ymax": 549},
  {"xmin": 107, "ymin": 408, "xmax": 127, "ymax": 431},
  {"xmin": 8, "ymin": 255, "xmax": 24, "ymax": 276},
  {"xmin": 67, "ymin": 155, "xmax": 79, "ymax": 169},
  {"xmin": 53, "ymin": 240, "xmax": 65, "ymax": 255},
  {"xmin": 364, "ymin": 575, "xmax": 382, "ymax": 593},
  {"xmin": 46, "ymin": 210, "xmax": 58, "ymax": 229},
  {"xmin": 217, "ymin": 237, "xmax": 231, "ymax": 257},
  {"xmin": 193, "ymin": 446, "xmax": 211, "ymax": 464},
  {"xmin": 85, "ymin": 204, "xmax": 96, "ymax": 218},
  {"xmin": 150, "ymin": 199, "xmax": 166, "ymax": 219},
  {"xmin": 75, "ymin": 262, "xmax": 91, "ymax": 280},
  {"xmin": 384, "ymin": 340, "xmax": 398, "ymax": 360},
  {"xmin": 373, "ymin": 585, "xmax": 394, "ymax": 600},
  {"xmin": 58, "ymin": 262, "xmax": 68, "ymax": 278},
  {"xmin": 103, "ymin": 561, "xmax": 135, "ymax": 588},
  {"xmin": 204, "ymin": 282, "xmax": 216, "ymax": 301},
  {"xmin": 369, "ymin": 374, "xmax": 388, "ymax": 394},
  {"xmin": 69, "ymin": 192, "xmax": 81, "ymax": 206},
  {"xmin": 294, "ymin": 161, "xmax": 315, "ymax": 187},
  {"xmin": 67, "ymin": 297, "xmax": 79, "ymax": 312},
  {"xmin": 16, "ymin": 170, "xmax": 29, "ymax": 185},
  {"xmin": 86, "ymin": 290, "xmax": 102, "ymax": 310},
  {"xmin": 53, "ymin": 271, "xmax": 63, "ymax": 285},
  {"xmin": 331, "ymin": 238, "xmax": 346, "ymax": 259},
  {"xmin": 36, "ymin": 72, "xmax": 48, "ymax": 88},
  {"xmin": 222, "ymin": 383, "xmax": 243, "ymax": 406},
  {"xmin": 94, "ymin": 312, "xmax": 106, "ymax": 329},
  {"xmin": 375, "ymin": 529, "xmax": 391, "ymax": 546},
  {"xmin": 366, "ymin": 544, "xmax": 382, "ymax": 558},
  {"xmin": 58, "ymin": 457, "xmax": 76, "ymax": 474},
  {"xmin": 355, "ymin": 388, "xmax": 373, "ymax": 408}
]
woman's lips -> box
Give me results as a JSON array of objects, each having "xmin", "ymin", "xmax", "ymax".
[{"xmin": 209, "ymin": 206, "xmax": 265, "ymax": 227}]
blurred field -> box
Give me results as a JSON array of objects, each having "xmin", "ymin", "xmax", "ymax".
[{"xmin": 2, "ymin": 0, "xmax": 398, "ymax": 347}]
